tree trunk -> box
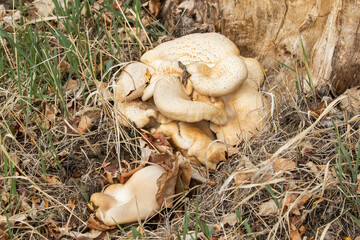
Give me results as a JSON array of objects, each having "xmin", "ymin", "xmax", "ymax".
[{"xmin": 160, "ymin": 0, "xmax": 360, "ymax": 94}]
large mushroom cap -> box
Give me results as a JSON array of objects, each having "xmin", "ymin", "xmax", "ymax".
[
  {"xmin": 90, "ymin": 165, "xmax": 166, "ymax": 226},
  {"xmin": 140, "ymin": 33, "xmax": 240, "ymax": 67},
  {"xmin": 187, "ymin": 55, "xmax": 248, "ymax": 97},
  {"xmin": 153, "ymin": 75, "xmax": 227, "ymax": 125},
  {"xmin": 210, "ymin": 81, "xmax": 269, "ymax": 145}
]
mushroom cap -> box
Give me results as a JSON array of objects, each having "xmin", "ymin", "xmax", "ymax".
[
  {"xmin": 187, "ymin": 55, "xmax": 248, "ymax": 97},
  {"xmin": 90, "ymin": 165, "xmax": 166, "ymax": 226},
  {"xmin": 241, "ymin": 57, "xmax": 265, "ymax": 89},
  {"xmin": 210, "ymin": 81, "xmax": 269, "ymax": 145},
  {"xmin": 140, "ymin": 33, "xmax": 240, "ymax": 67},
  {"xmin": 115, "ymin": 62, "xmax": 154, "ymax": 101},
  {"xmin": 157, "ymin": 121, "xmax": 227, "ymax": 170},
  {"xmin": 114, "ymin": 62, "xmax": 157, "ymax": 128},
  {"xmin": 153, "ymin": 75, "xmax": 227, "ymax": 125},
  {"xmin": 142, "ymin": 61, "xmax": 183, "ymax": 101}
]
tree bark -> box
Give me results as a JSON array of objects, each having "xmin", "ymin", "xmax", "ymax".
[{"xmin": 160, "ymin": 0, "xmax": 360, "ymax": 94}]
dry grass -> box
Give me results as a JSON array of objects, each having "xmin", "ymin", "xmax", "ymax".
[{"xmin": 1, "ymin": 1, "xmax": 360, "ymax": 239}]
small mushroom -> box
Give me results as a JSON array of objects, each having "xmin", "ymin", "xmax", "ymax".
[
  {"xmin": 210, "ymin": 81, "xmax": 269, "ymax": 145},
  {"xmin": 90, "ymin": 165, "xmax": 165, "ymax": 225},
  {"xmin": 157, "ymin": 121, "xmax": 227, "ymax": 170},
  {"xmin": 153, "ymin": 75, "xmax": 227, "ymax": 125},
  {"xmin": 114, "ymin": 63, "xmax": 157, "ymax": 128}
]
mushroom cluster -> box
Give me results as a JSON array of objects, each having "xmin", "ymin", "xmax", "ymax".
[{"xmin": 115, "ymin": 32, "xmax": 269, "ymax": 169}]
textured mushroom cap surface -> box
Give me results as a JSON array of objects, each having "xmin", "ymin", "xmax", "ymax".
[
  {"xmin": 187, "ymin": 55, "xmax": 248, "ymax": 97},
  {"xmin": 115, "ymin": 63, "xmax": 157, "ymax": 128},
  {"xmin": 241, "ymin": 57, "xmax": 265, "ymax": 89},
  {"xmin": 210, "ymin": 81, "xmax": 269, "ymax": 145},
  {"xmin": 140, "ymin": 33, "xmax": 240, "ymax": 67},
  {"xmin": 153, "ymin": 75, "xmax": 227, "ymax": 125},
  {"xmin": 157, "ymin": 121, "xmax": 227, "ymax": 170},
  {"xmin": 90, "ymin": 165, "xmax": 165, "ymax": 226}
]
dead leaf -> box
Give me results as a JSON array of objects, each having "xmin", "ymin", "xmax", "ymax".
[
  {"xmin": 301, "ymin": 140, "xmax": 313, "ymax": 156},
  {"xmin": 58, "ymin": 58, "xmax": 70, "ymax": 73},
  {"xmin": 87, "ymin": 215, "xmax": 116, "ymax": 231},
  {"xmin": 149, "ymin": 0, "xmax": 161, "ymax": 17},
  {"xmin": 94, "ymin": 80, "xmax": 113, "ymax": 102},
  {"xmin": 2, "ymin": 10, "xmax": 21, "ymax": 26},
  {"xmin": 282, "ymin": 192, "xmax": 311, "ymax": 216},
  {"xmin": 59, "ymin": 227, "xmax": 102, "ymax": 239},
  {"xmin": 175, "ymin": 155, "xmax": 192, "ymax": 193},
  {"xmin": 0, "ymin": 5, "xmax": 5, "ymax": 20},
  {"xmin": 258, "ymin": 199, "xmax": 278, "ymax": 216},
  {"xmin": 77, "ymin": 116, "xmax": 92, "ymax": 133},
  {"xmin": 273, "ymin": 158, "xmax": 296, "ymax": 172},
  {"xmin": 357, "ymin": 174, "xmax": 360, "ymax": 194},
  {"xmin": 339, "ymin": 86, "xmax": 360, "ymax": 115},
  {"xmin": 0, "ymin": 214, "xmax": 26, "ymax": 225},
  {"xmin": 67, "ymin": 199, "xmax": 75, "ymax": 210},
  {"xmin": 221, "ymin": 213, "xmax": 238, "ymax": 226},
  {"xmin": 121, "ymin": 83, "xmax": 147, "ymax": 103},
  {"xmin": 156, "ymin": 159, "xmax": 178, "ymax": 208},
  {"xmin": 289, "ymin": 230, "xmax": 302, "ymax": 240},
  {"xmin": 33, "ymin": 0, "xmax": 68, "ymax": 17},
  {"xmin": 33, "ymin": 0, "xmax": 55, "ymax": 17},
  {"xmin": 190, "ymin": 165, "xmax": 207, "ymax": 183},
  {"xmin": 41, "ymin": 175, "xmax": 62, "ymax": 186},
  {"xmin": 63, "ymin": 79, "xmax": 78, "ymax": 93}
]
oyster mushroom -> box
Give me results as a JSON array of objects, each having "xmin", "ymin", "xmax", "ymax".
[
  {"xmin": 114, "ymin": 62, "xmax": 157, "ymax": 128},
  {"xmin": 140, "ymin": 33, "xmax": 246, "ymax": 97},
  {"xmin": 90, "ymin": 165, "xmax": 165, "ymax": 225},
  {"xmin": 210, "ymin": 81, "xmax": 269, "ymax": 145},
  {"xmin": 157, "ymin": 121, "xmax": 227, "ymax": 170}
]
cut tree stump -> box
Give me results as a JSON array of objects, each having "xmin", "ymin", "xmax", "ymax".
[{"xmin": 160, "ymin": 0, "xmax": 360, "ymax": 95}]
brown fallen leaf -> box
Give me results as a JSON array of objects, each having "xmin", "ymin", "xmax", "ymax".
[
  {"xmin": 156, "ymin": 159, "xmax": 179, "ymax": 208},
  {"xmin": 41, "ymin": 175, "xmax": 62, "ymax": 186},
  {"xmin": 221, "ymin": 213, "xmax": 238, "ymax": 226},
  {"xmin": 339, "ymin": 86, "xmax": 360, "ymax": 115},
  {"xmin": 62, "ymin": 79, "xmax": 78, "ymax": 93},
  {"xmin": 282, "ymin": 192, "xmax": 311, "ymax": 216},
  {"xmin": 2, "ymin": 10, "xmax": 21, "ymax": 26},
  {"xmin": 175, "ymin": 155, "xmax": 192, "ymax": 193},
  {"xmin": 86, "ymin": 215, "xmax": 116, "ymax": 231},
  {"xmin": 94, "ymin": 80, "xmax": 113, "ymax": 102},
  {"xmin": 258, "ymin": 199, "xmax": 279, "ymax": 216},
  {"xmin": 77, "ymin": 115, "xmax": 92, "ymax": 133},
  {"xmin": 273, "ymin": 158, "xmax": 296, "ymax": 172},
  {"xmin": 289, "ymin": 230, "xmax": 302, "ymax": 240},
  {"xmin": 58, "ymin": 227, "xmax": 102, "ymax": 240},
  {"xmin": 33, "ymin": 0, "xmax": 55, "ymax": 17},
  {"xmin": 149, "ymin": 0, "xmax": 161, "ymax": 18},
  {"xmin": 0, "ymin": 5, "xmax": 5, "ymax": 19}
]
